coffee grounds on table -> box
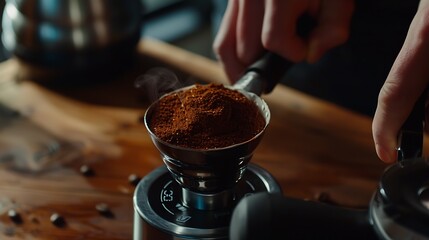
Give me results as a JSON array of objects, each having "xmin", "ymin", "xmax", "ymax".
[{"xmin": 148, "ymin": 83, "xmax": 266, "ymax": 149}]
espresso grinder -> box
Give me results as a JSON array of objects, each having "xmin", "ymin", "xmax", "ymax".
[{"xmin": 133, "ymin": 53, "xmax": 290, "ymax": 239}]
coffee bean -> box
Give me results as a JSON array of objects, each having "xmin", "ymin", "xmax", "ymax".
[
  {"xmin": 80, "ymin": 165, "xmax": 94, "ymax": 176},
  {"xmin": 50, "ymin": 213, "xmax": 66, "ymax": 227},
  {"xmin": 96, "ymin": 203, "xmax": 114, "ymax": 218},
  {"xmin": 95, "ymin": 203, "xmax": 109, "ymax": 213},
  {"xmin": 128, "ymin": 174, "xmax": 140, "ymax": 186},
  {"xmin": 8, "ymin": 209, "xmax": 22, "ymax": 224}
]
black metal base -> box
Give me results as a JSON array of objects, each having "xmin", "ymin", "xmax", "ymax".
[{"xmin": 133, "ymin": 163, "xmax": 281, "ymax": 240}]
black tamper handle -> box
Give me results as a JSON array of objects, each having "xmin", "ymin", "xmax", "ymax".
[
  {"xmin": 230, "ymin": 192, "xmax": 378, "ymax": 240},
  {"xmin": 397, "ymin": 88, "xmax": 427, "ymax": 161},
  {"xmin": 233, "ymin": 52, "xmax": 293, "ymax": 96},
  {"xmin": 234, "ymin": 13, "xmax": 316, "ymax": 95},
  {"xmin": 244, "ymin": 52, "xmax": 294, "ymax": 94}
]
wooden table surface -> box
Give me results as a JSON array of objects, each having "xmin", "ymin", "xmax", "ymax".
[{"xmin": 0, "ymin": 38, "xmax": 409, "ymax": 239}]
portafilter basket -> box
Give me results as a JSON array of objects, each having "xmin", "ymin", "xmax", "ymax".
[
  {"xmin": 144, "ymin": 53, "xmax": 292, "ymax": 195},
  {"xmin": 144, "ymin": 87, "xmax": 269, "ymax": 194}
]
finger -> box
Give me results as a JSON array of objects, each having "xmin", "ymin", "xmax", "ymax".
[
  {"xmin": 306, "ymin": 0, "xmax": 354, "ymax": 63},
  {"xmin": 372, "ymin": 3, "xmax": 429, "ymax": 163},
  {"xmin": 213, "ymin": 0, "xmax": 245, "ymax": 82},
  {"xmin": 236, "ymin": 0, "xmax": 265, "ymax": 66},
  {"xmin": 262, "ymin": 0, "xmax": 311, "ymax": 62}
]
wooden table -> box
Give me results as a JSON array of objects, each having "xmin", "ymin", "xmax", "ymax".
[{"xmin": 0, "ymin": 38, "xmax": 402, "ymax": 239}]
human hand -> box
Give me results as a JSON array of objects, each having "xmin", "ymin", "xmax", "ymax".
[
  {"xmin": 213, "ymin": 0, "xmax": 355, "ymax": 83},
  {"xmin": 372, "ymin": 0, "xmax": 429, "ymax": 163}
]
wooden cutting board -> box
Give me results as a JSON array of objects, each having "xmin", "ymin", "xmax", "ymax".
[{"xmin": 0, "ymin": 38, "xmax": 396, "ymax": 239}]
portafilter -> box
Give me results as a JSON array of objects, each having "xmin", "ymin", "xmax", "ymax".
[
  {"xmin": 133, "ymin": 52, "xmax": 290, "ymax": 240},
  {"xmin": 143, "ymin": 52, "xmax": 290, "ymax": 197}
]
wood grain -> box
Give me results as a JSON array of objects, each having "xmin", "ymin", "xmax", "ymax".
[{"xmin": 0, "ymin": 38, "xmax": 419, "ymax": 239}]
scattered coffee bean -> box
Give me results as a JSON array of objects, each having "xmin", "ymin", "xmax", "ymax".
[
  {"xmin": 128, "ymin": 174, "xmax": 140, "ymax": 186},
  {"xmin": 95, "ymin": 203, "xmax": 109, "ymax": 213},
  {"xmin": 96, "ymin": 203, "xmax": 114, "ymax": 218},
  {"xmin": 50, "ymin": 213, "xmax": 66, "ymax": 227},
  {"xmin": 80, "ymin": 165, "xmax": 94, "ymax": 176},
  {"xmin": 8, "ymin": 209, "xmax": 22, "ymax": 224}
]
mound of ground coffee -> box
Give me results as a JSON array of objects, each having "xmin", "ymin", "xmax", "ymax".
[{"xmin": 148, "ymin": 83, "xmax": 266, "ymax": 149}]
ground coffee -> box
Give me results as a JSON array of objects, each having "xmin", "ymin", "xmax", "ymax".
[{"xmin": 148, "ymin": 83, "xmax": 266, "ymax": 149}]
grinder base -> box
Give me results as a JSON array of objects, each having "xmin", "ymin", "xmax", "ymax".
[{"xmin": 133, "ymin": 163, "xmax": 281, "ymax": 240}]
